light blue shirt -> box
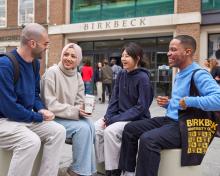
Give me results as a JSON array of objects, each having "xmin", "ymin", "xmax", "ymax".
[{"xmin": 166, "ymin": 62, "xmax": 220, "ymax": 120}]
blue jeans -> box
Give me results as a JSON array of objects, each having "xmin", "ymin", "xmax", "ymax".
[
  {"xmin": 55, "ymin": 117, "xmax": 96, "ymax": 175},
  {"xmin": 84, "ymin": 81, "xmax": 93, "ymax": 95}
]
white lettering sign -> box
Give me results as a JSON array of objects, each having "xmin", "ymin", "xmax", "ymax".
[{"xmin": 82, "ymin": 17, "xmax": 149, "ymax": 31}]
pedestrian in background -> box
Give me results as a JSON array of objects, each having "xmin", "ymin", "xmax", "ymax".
[
  {"xmin": 111, "ymin": 58, "xmax": 122, "ymax": 90},
  {"xmin": 101, "ymin": 59, "xmax": 113, "ymax": 103},
  {"xmin": 94, "ymin": 62, "xmax": 103, "ymax": 103},
  {"xmin": 81, "ymin": 58, "xmax": 93, "ymax": 95}
]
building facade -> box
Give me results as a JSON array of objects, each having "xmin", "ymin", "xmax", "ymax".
[{"xmin": 0, "ymin": 0, "xmax": 220, "ymax": 96}]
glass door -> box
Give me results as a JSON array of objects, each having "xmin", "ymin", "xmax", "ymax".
[{"xmin": 156, "ymin": 52, "xmax": 172, "ymax": 96}]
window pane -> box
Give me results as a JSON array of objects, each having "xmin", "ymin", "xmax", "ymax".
[
  {"xmin": 202, "ymin": 0, "xmax": 220, "ymax": 12},
  {"xmin": 0, "ymin": 0, "xmax": 6, "ymax": 27},
  {"xmin": 70, "ymin": 0, "xmax": 174, "ymax": 23},
  {"xmin": 208, "ymin": 34, "xmax": 220, "ymax": 58},
  {"xmin": 102, "ymin": 0, "xmax": 135, "ymax": 21},
  {"xmin": 136, "ymin": 0, "xmax": 174, "ymax": 17},
  {"xmin": 71, "ymin": 0, "xmax": 101, "ymax": 23},
  {"xmin": 78, "ymin": 41, "xmax": 93, "ymax": 50},
  {"xmin": 19, "ymin": 0, "xmax": 34, "ymax": 25},
  {"xmin": 94, "ymin": 40, "xmax": 125, "ymax": 50}
]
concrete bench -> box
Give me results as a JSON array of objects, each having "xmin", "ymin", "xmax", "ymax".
[
  {"xmin": 97, "ymin": 149, "xmax": 202, "ymax": 176},
  {"xmin": 0, "ymin": 138, "xmax": 72, "ymax": 176},
  {"xmin": 0, "ymin": 148, "xmax": 43, "ymax": 176},
  {"xmin": 158, "ymin": 149, "xmax": 201, "ymax": 176}
]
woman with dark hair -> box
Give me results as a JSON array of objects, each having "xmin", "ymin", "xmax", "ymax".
[{"xmin": 95, "ymin": 42, "xmax": 154, "ymax": 176}]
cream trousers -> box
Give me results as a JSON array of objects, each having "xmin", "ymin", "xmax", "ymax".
[
  {"xmin": 0, "ymin": 119, "xmax": 66, "ymax": 176},
  {"xmin": 95, "ymin": 118, "xmax": 128, "ymax": 170}
]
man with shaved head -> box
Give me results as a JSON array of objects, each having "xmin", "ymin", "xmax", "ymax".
[{"xmin": 0, "ymin": 23, "xmax": 66, "ymax": 176}]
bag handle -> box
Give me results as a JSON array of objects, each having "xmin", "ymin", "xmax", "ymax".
[{"xmin": 190, "ymin": 69, "xmax": 207, "ymax": 96}]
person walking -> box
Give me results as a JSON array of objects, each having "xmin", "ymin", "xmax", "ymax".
[
  {"xmin": 111, "ymin": 58, "xmax": 122, "ymax": 89},
  {"xmin": 81, "ymin": 59, "xmax": 93, "ymax": 95},
  {"xmin": 94, "ymin": 62, "xmax": 103, "ymax": 102},
  {"xmin": 101, "ymin": 59, "xmax": 113, "ymax": 103},
  {"xmin": 0, "ymin": 23, "xmax": 66, "ymax": 176}
]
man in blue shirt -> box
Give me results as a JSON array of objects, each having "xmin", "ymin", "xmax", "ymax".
[
  {"xmin": 118, "ymin": 35, "xmax": 220, "ymax": 176},
  {"xmin": 0, "ymin": 23, "xmax": 66, "ymax": 176}
]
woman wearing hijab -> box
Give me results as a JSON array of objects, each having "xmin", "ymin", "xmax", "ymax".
[{"xmin": 41, "ymin": 43, "xmax": 96, "ymax": 176}]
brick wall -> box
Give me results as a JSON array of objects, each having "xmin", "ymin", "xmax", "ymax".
[
  {"xmin": 176, "ymin": 0, "xmax": 201, "ymax": 13},
  {"xmin": 35, "ymin": 0, "xmax": 47, "ymax": 24},
  {"xmin": 48, "ymin": 34, "xmax": 64, "ymax": 68},
  {"xmin": 175, "ymin": 0, "xmax": 201, "ymax": 61},
  {"xmin": 49, "ymin": 0, "xmax": 66, "ymax": 25},
  {"xmin": 7, "ymin": 0, "xmax": 18, "ymax": 27},
  {"xmin": 175, "ymin": 23, "xmax": 200, "ymax": 61}
]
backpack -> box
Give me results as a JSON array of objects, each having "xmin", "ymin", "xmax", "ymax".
[{"xmin": 0, "ymin": 52, "xmax": 37, "ymax": 84}]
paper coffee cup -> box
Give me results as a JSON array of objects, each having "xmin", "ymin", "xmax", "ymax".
[{"xmin": 84, "ymin": 94, "xmax": 95, "ymax": 114}]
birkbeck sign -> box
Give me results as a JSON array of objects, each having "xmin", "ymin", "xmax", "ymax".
[
  {"xmin": 48, "ymin": 12, "xmax": 201, "ymax": 35},
  {"xmin": 82, "ymin": 17, "xmax": 148, "ymax": 31}
]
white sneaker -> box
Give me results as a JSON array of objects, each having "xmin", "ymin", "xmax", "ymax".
[{"xmin": 121, "ymin": 171, "xmax": 135, "ymax": 176}]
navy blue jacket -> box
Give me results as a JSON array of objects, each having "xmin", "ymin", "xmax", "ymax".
[
  {"xmin": 0, "ymin": 50, "xmax": 44, "ymax": 122},
  {"xmin": 104, "ymin": 68, "xmax": 154, "ymax": 125}
]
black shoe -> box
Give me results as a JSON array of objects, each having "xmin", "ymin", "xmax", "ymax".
[
  {"xmin": 112, "ymin": 169, "xmax": 121, "ymax": 176},
  {"xmin": 105, "ymin": 170, "xmax": 112, "ymax": 176},
  {"xmin": 106, "ymin": 169, "xmax": 121, "ymax": 176}
]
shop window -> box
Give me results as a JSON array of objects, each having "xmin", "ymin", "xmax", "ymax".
[
  {"xmin": 0, "ymin": 0, "xmax": 6, "ymax": 27},
  {"xmin": 18, "ymin": 0, "xmax": 34, "ymax": 26},
  {"xmin": 208, "ymin": 34, "xmax": 220, "ymax": 58}
]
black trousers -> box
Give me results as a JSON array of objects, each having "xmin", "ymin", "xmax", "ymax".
[
  {"xmin": 118, "ymin": 117, "xmax": 181, "ymax": 176},
  {"xmin": 102, "ymin": 83, "xmax": 112, "ymax": 103}
]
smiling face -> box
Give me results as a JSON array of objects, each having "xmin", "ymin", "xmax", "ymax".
[
  {"xmin": 167, "ymin": 39, "xmax": 193, "ymax": 70},
  {"xmin": 62, "ymin": 47, "xmax": 78, "ymax": 70},
  {"xmin": 121, "ymin": 50, "xmax": 138, "ymax": 72}
]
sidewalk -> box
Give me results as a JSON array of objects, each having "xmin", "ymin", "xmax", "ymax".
[{"xmin": 58, "ymin": 99, "xmax": 166, "ymax": 174}]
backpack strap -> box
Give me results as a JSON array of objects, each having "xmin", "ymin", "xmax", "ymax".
[
  {"xmin": 0, "ymin": 52, "xmax": 37, "ymax": 85},
  {"xmin": 0, "ymin": 52, "xmax": 19, "ymax": 84},
  {"xmin": 32, "ymin": 59, "xmax": 37, "ymax": 75}
]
